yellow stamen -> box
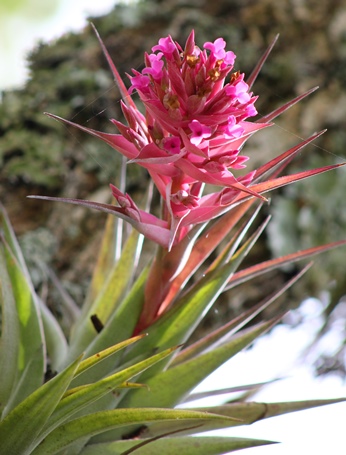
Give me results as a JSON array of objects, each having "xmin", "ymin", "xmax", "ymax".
[
  {"xmin": 163, "ymin": 93, "xmax": 180, "ymax": 110},
  {"xmin": 230, "ymin": 70, "xmax": 241, "ymax": 84},
  {"xmin": 186, "ymin": 54, "xmax": 200, "ymax": 67}
]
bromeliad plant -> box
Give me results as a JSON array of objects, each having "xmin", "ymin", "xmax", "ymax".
[{"xmin": 1, "ymin": 27, "xmax": 345, "ymax": 454}]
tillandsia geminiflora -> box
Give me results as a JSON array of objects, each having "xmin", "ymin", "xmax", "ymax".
[{"xmin": 0, "ymin": 27, "xmax": 345, "ymax": 455}]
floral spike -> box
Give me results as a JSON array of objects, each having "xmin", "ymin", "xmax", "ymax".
[{"xmin": 42, "ymin": 30, "xmax": 278, "ymax": 249}]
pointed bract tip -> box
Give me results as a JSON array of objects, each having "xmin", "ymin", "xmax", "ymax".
[
  {"xmin": 90, "ymin": 22, "xmax": 99, "ymax": 37},
  {"xmin": 185, "ymin": 30, "xmax": 196, "ymax": 54}
]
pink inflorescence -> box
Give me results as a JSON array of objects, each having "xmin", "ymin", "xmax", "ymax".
[{"xmin": 109, "ymin": 31, "xmax": 269, "ymax": 248}]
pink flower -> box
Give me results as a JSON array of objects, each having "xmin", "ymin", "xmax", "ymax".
[
  {"xmin": 128, "ymin": 72, "xmax": 150, "ymax": 94},
  {"xmin": 223, "ymin": 115, "xmax": 245, "ymax": 139},
  {"xmin": 245, "ymin": 102, "xmax": 258, "ymax": 117},
  {"xmin": 142, "ymin": 53, "xmax": 164, "ymax": 80},
  {"xmin": 152, "ymin": 36, "xmax": 177, "ymax": 57},
  {"xmin": 203, "ymin": 38, "xmax": 236, "ymax": 65},
  {"xmin": 188, "ymin": 119, "xmax": 212, "ymax": 145},
  {"xmin": 163, "ymin": 136, "xmax": 181, "ymax": 154},
  {"xmin": 226, "ymin": 79, "xmax": 251, "ymax": 104}
]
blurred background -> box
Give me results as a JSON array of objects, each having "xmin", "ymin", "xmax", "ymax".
[
  {"xmin": 0, "ymin": 0, "xmax": 120, "ymax": 90},
  {"xmin": 0, "ymin": 0, "xmax": 346, "ymax": 453}
]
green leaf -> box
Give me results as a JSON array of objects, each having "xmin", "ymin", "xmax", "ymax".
[
  {"xmin": 83, "ymin": 213, "xmax": 117, "ymax": 311},
  {"xmin": 89, "ymin": 264, "xmax": 148, "ymax": 355},
  {"xmin": 0, "ymin": 202, "xmax": 32, "ymax": 273},
  {"xmin": 193, "ymin": 398, "xmax": 346, "ymax": 425},
  {"xmin": 74, "ymin": 335, "xmax": 145, "ymax": 379},
  {"xmin": 69, "ymin": 266, "xmax": 149, "ymax": 385},
  {"xmin": 80, "ymin": 436, "xmax": 276, "ymax": 455},
  {"xmin": 0, "ymin": 247, "xmax": 20, "ymax": 417},
  {"xmin": 0, "ymin": 205, "xmax": 68, "ymax": 372},
  {"xmin": 32, "ymin": 408, "xmax": 235, "ymax": 455},
  {"xmin": 0, "ymin": 356, "xmax": 81, "ymax": 455},
  {"xmin": 118, "ymin": 319, "xmax": 278, "ymax": 410},
  {"xmin": 172, "ymin": 263, "xmax": 312, "ymax": 367},
  {"xmin": 38, "ymin": 298, "xmax": 68, "ymax": 371},
  {"xmin": 40, "ymin": 346, "xmax": 179, "ymax": 441},
  {"xmin": 66, "ymin": 228, "xmax": 142, "ymax": 367},
  {"xmin": 141, "ymin": 398, "xmax": 346, "ymax": 439},
  {"xmin": 0, "ymin": 235, "xmax": 45, "ymax": 414},
  {"xmin": 121, "ymin": 216, "xmax": 269, "ymax": 381}
]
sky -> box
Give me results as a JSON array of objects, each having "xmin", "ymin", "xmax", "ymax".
[{"xmin": 1, "ymin": 1, "xmax": 346, "ymax": 453}]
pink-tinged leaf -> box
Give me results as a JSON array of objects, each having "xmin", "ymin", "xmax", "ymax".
[
  {"xmin": 210, "ymin": 121, "xmax": 272, "ymax": 154},
  {"xmin": 152, "ymin": 208, "xmax": 270, "ymax": 333},
  {"xmin": 208, "ymin": 204, "xmax": 268, "ymax": 271},
  {"xmin": 137, "ymin": 223, "xmax": 206, "ymax": 338},
  {"xmin": 230, "ymin": 162, "xmax": 346, "ymax": 206},
  {"xmin": 160, "ymin": 200, "xmax": 255, "ymax": 311},
  {"xmin": 227, "ymin": 240, "xmax": 346, "ymax": 291},
  {"xmin": 136, "ymin": 223, "xmax": 205, "ymax": 331},
  {"xmin": 179, "ymin": 189, "xmax": 259, "ymax": 228},
  {"xmin": 44, "ymin": 113, "xmax": 139, "ymax": 160},
  {"xmin": 129, "ymin": 142, "xmax": 185, "ymax": 169},
  {"xmin": 175, "ymin": 157, "xmax": 267, "ymax": 201},
  {"xmin": 246, "ymin": 34, "xmax": 279, "ymax": 89},
  {"xmin": 163, "ymin": 223, "xmax": 208, "ymax": 285},
  {"xmin": 253, "ymin": 130, "xmax": 327, "ymax": 182},
  {"xmin": 27, "ymin": 196, "xmax": 171, "ymax": 248},
  {"xmin": 257, "ymin": 86, "xmax": 319, "ymax": 124},
  {"xmin": 146, "ymin": 172, "xmax": 171, "ymax": 201},
  {"xmin": 90, "ymin": 23, "xmax": 137, "ymax": 111},
  {"xmin": 163, "ymin": 207, "xmax": 265, "ymax": 318}
]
